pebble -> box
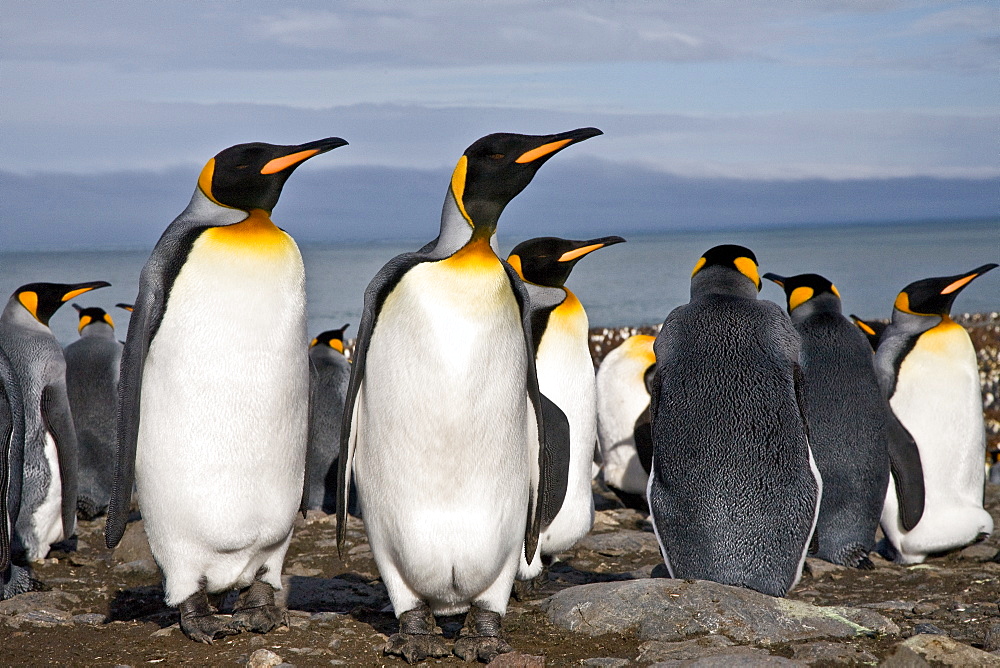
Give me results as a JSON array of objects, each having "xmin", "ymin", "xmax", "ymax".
[
  {"xmin": 246, "ymin": 648, "xmax": 283, "ymax": 668},
  {"xmin": 581, "ymin": 659, "xmax": 630, "ymax": 667},
  {"xmin": 789, "ymin": 641, "xmax": 878, "ymax": 664},
  {"xmin": 912, "ymin": 623, "xmax": 949, "ymax": 636},
  {"xmin": 960, "ymin": 543, "xmax": 1000, "ymax": 562},
  {"xmin": 71, "ymin": 613, "xmax": 107, "ymax": 626},
  {"xmin": 486, "ymin": 653, "xmax": 545, "ymax": 667},
  {"xmin": 913, "ymin": 601, "xmax": 940, "ymax": 615},
  {"xmin": 884, "ymin": 634, "xmax": 1000, "ymax": 667}
]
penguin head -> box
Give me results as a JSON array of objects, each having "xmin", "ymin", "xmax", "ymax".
[
  {"xmin": 763, "ymin": 272, "xmax": 842, "ymax": 317},
  {"xmin": 690, "ymin": 245, "xmax": 761, "ymax": 299},
  {"xmin": 507, "ymin": 235, "xmax": 625, "ymax": 287},
  {"xmin": 12, "ymin": 281, "xmax": 110, "ymax": 327},
  {"xmin": 72, "ymin": 303, "xmax": 114, "ymax": 333},
  {"xmin": 849, "ymin": 314, "xmax": 886, "ymax": 351},
  {"xmin": 197, "ymin": 137, "xmax": 348, "ymax": 213},
  {"xmin": 310, "ymin": 323, "xmax": 350, "ymax": 354},
  {"xmin": 449, "ymin": 128, "xmax": 602, "ymax": 235},
  {"xmin": 893, "ymin": 263, "xmax": 998, "ymax": 317}
]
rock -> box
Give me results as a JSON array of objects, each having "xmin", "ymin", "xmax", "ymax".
[
  {"xmin": 789, "ymin": 641, "xmax": 878, "ymax": 664},
  {"xmin": 960, "ymin": 543, "xmax": 999, "ymax": 562},
  {"xmin": 637, "ymin": 636, "xmax": 735, "ymax": 662},
  {"xmin": 113, "ymin": 520, "xmax": 154, "ymax": 563},
  {"xmin": 112, "ymin": 559, "xmax": 160, "ymax": 575},
  {"xmin": 544, "ymin": 579, "xmax": 899, "ymax": 643},
  {"xmin": 581, "ymin": 659, "xmax": 630, "ymax": 667},
  {"xmin": 71, "ymin": 613, "xmax": 106, "ymax": 626},
  {"xmin": 0, "ymin": 590, "xmax": 79, "ymax": 615},
  {"xmin": 803, "ymin": 557, "xmax": 848, "ymax": 578},
  {"xmin": 284, "ymin": 563, "xmax": 321, "ymax": 577},
  {"xmin": 858, "ymin": 600, "xmax": 915, "ymax": 612},
  {"xmin": 883, "ymin": 634, "xmax": 1000, "ymax": 667},
  {"xmin": 984, "ymin": 624, "xmax": 1000, "ymax": 652},
  {"xmin": 647, "ymin": 646, "xmax": 804, "ymax": 666},
  {"xmin": 246, "ymin": 648, "xmax": 283, "ymax": 668},
  {"xmin": 912, "ymin": 622, "xmax": 948, "ymax": 635},
  {"xmin": 576, "ymin": 530, "xmax": 660, "ymax": 557},
  {"xmin": 151, "ymin": 624, "xmax": 177, "ymax": 637},
  {"xmin": 277, "ymin": 575, "xmax": 389, "ymax": 612},
  {"xmin": 912, "ymin": 601, "xmax": 940, "ymax": 615},
  {"xmin": 487, "ymin": 652, "xmax": 545, "ymax": 667}
]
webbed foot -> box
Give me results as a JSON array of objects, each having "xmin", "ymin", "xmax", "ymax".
[
  {"xmin": 384, "ymin": 602, "xmax": 449, "ymax": 664},
  {"xmin": 178, "ymin": 590, "xmax": 238, "ymax": 644},
  {"xmin": 229, "ymin": 576, "xmax": 287, "ymax": 634},
  {"xmin": 453, "ymin": 604, "xmax": 511, "ymax": 663}
]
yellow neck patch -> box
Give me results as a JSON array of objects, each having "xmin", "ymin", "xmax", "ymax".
[
  {"xmin": 733, "ymin": 257, "xmax": 761, "ymax": 290},
  {"xmin": 623, "ymin": 334, "xmax": 656, "ymax": 366},
  {"xmin": 515, "ymin": 139, "xmax": 572, "ymax": 164},
  {"xmin": 18, "ymin": 291, "xmax": 38, "ymax": 319},
  {"xmin": 507, "ymin": 254, "xmax": 525, "ymax": 280},
  {"xmin": 441, "ymin": 236, "xmax": 499, "ymax": 272},
  {"xmin": 197, "ymin": 158, "xmax": 224, "ymax": 206},
  {"xmin": 200, "ymin": 209, "xmax": 290, "ymax": 254},
  {"xmin": 789, "ymin": 286, "xmax": 814, "ymax": 311},
  {"xmin": 559, "ymin": 243, "xmax": 603, "ymax": 263},
  {"xmin": 450, "ymin": 156, "xmax": 473, "ymax": 226}
]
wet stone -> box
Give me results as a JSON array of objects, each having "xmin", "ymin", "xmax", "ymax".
[
  {"xmin": 789, "ymin": 640, "xmax": 878, "ymax": 664},
  {"xmin": 884, "ymin": 634, "xmax": 1000, "ymax": 667}
]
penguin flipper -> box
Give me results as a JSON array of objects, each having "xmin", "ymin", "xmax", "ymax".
[
  {"xmin": 0, "ymin": 380, "xmax": 12, "ymax": 570},
  {"xmin": 633, "ymin": 405, "xmax": 653, "ymax": 476},
  {"xmin": 538, "ymin": 394, "xmax": 570, "ymax": 530},
  {"xmin": 336, "ymin": 252, "xmax": 428, "ymax": 554},
  {"xmin": 885, "ymin": 410, "xmax": 925, "ymax": 531},
  {"xmin": 40, "ymin": 385, "xmax": 78, "ymax": 541},
  {"xmin": 501, "ymin": 260, "xmax": 546, "ymax": 561}
]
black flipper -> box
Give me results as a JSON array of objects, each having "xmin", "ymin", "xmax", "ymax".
[
  {"xmin": 0, "ymin": 379, "xmax": 12, "ymax": 571},
  {"xmin": 336, "ymin": 252, "xmax": 429, "ymax": 554},
  {"xmin": 0, "ymin": 350, "xmax": 24, "ymax": 573},
  {"xmin": 40, "ymin": 385, "xmax": 78, "ymax": 541},
  {"xmin": 538, "ymin": 394, "xmax": 570, "ymax": 530},
  {"xmin": 633, "ymin": 406, "xmax": 653, "ymax": 476},
  {"xmin": 885, "ymin": 409, "xmax": 925, "ymax": 531}
]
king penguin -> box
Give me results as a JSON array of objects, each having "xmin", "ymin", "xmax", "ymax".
[
  {"xmin": 104, "ymin": 137, "xmax": 347, "ymax": 643},
  {"xmin": 304, "ymin": 325, "xmax": 351, "ymax": 513},
  {"xmin": 875, "ymin": 263, "xmax": 998, "ymax": 564},
  {"xmin": 596, "ymin": 334, "xmax": 656, "ymax": 508},
  {"xmin": 507, "ymin": 235, "xmax": 624, "ymax": 561},
  {"xmin": 0, "ymin": 281, "xmax": 109, "ymax": 562},
  {"xmin": 64, "ymin": 305, "xmax": 123, "ymax": 519},
  {"xmin": 764, "ymin": 272, "xmax": 924, "ymax": 568},
  {"xmin": 647, "ymin": 245, "xmax": 821, "ymax": 598},
  {"xmin": 849, "ymin": 314, "xmax": 886, "ymax": 352},
  {"xmin": 1, "ymin": 343, "xmax": 39, "ymax": 599},
  {"xmin": 337, "ymin": 128, "xmax": 602, "ymax": 663}
]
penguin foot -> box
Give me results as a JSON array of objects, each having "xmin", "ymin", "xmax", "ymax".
[
  {"xmin": 230, "ymin": 579, "xmax": 287, "ymax": 634},
  {"xmin": 384, "ymin": 633, "xmax": 450, "ymax": 664},
  {"xmin": 178, "ymin": 591, "xmax": 238, "ymax": 644},
  {"xmin": 453, "ymin": 605, "xmax": 511, "ymax": 663}
]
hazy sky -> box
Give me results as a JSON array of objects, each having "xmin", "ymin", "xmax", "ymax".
[{"xmin": 1, "ymin": 1, "xmax": 998, "ymax": 249}]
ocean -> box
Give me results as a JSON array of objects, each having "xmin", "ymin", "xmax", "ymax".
[{"xmin": 2, "ymin": 219, "xmax": 998, "ymax": 347}]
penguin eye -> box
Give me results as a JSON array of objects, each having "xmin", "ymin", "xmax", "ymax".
[
  {"xmin": 489, "ymin": 153, "xmax": 505, "ymax": 160},
  {"xmin": 235, "ymin": 164, "xmax": 250, "ymax": 170}
]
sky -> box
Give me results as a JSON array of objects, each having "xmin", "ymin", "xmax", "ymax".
[{"xmin": 2, "ymin": 1, "xmax": 998, "ymax": 249}]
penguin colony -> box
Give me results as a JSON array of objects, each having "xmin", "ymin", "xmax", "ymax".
[{"xmin": 0, "ymin": 131, "xmax": 995, "ymax": 663}]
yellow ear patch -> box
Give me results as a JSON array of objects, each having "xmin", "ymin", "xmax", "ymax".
[
  {"xmin": 78, "ymin": 315, "xmax": 93, "ymax": 332},
  {"xmin": 941, "ymin": 273, "xmax": 977, "ymax": 295},
  {"xmin": 559, "ymin": 243, "xmax": 604, "ymax": 263},
  {"xmin": 894, "ymin": 292, "xmax": 914, "ymax": 314},
  {"xmin": 450, "ymin": 156, "xmax": 473, "ymax": 226},
  {"xmin": 329, "ymin": 339, "xmax": 345, "ymax": 354},
  {"xmin": 260, "ymin": 149, "xmax": 319, "ymax": 175},
  {"xmin": 507, "ymin": 254, "xmax": 525, "ymax": 279},
  {"xmin": 197, "ymin": 158, "xmax": 222, "ymax": 205},
  {"xmin": 733, "ymin": 257, "xmax": 761, "ymax": 290},
  {"xmin": 789, "ymin": 286, "xmax": 814, "ymax": 310},
  {"xmin": 104, "ymin": 313, "xmax": 115, "ymax": 328},
  {"xmin": 18, "ymin": 291, "xmax": 38, "ymax": 318},
  {"xmin": 691, "ymin": 256, "xmax": 707, "ymax": 278},
  {"xmin": 515, "ymin": 139, "xmax": 572, "ymax": 164},
  {"xmin": 831, "ymin": 284, "xmax": 841, "ymax": 298},
  {"xmin": 61, "ymin": 287, "xmax": 96, "ymax": 302},
  {"xmin": 310, "ymin": 337, "xmax": 319, "ymax": 347}
]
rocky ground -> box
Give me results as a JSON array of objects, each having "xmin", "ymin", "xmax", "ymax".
[{"xmin": 3, "ymin": 312, "xmax": 999, "ymax": 667}]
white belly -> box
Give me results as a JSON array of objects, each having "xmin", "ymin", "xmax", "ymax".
[
  {"xmin": 355, "ymin": 256, "xmax": 531, "ymax": 614},
  {"xmin": 29, "ymin": 431, "xmax": 64, "ymax": 561},
  {"xmin": 596, "ymin": 337, "xmax": 654, "ymax": 495},
  {"xmin": 882, "ymin": 327, "xmax": 991, "ymax": 561},
  {"xmin": 535, "ymin": 309, "xmax": 597, "ymax": 554},
  {"xmin": 136, "ymin": 231, "xmax": 308, "ymax": 600}
]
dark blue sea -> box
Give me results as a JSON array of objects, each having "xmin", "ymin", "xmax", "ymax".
[{"xmin": 2, "ymin": 219, "xmax": 998, "ymax": 346}]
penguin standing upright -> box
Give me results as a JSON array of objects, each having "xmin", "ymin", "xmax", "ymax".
[
  {"xmin": 647, "ymin": 245, "xmax": 820, "ymax": 597},
  {"xmin": 105, "ymin": 137, "xmax": 347, "ymax": 643},
  {"xmin": 876, "ymin": 263, "xmax": 998, "ymax": 564},
  {"xmin": 596, "ymin": 334, "xmax": 656, "ymax": 507},
  {"xmin": 0, "ymin": 281, "xmax": 109, "ymax": 561},
  {"xmin": 1, "ymin": 343, "xmax": 37, "ymax": 599},
  {"xmin": 764, "ymin": 272, "xmax": 924, "ymax": 568},
  {"xmin": 507, "ymin": 235, "xmax": 624, "ymax": 559},
  {"xmin": 64, "ymin": 305, "xmax": 123, "ymax": 519},
  {"xmin": 304, "ymin": 325, "xmax": 351, "ymax": 512},
  {"xmin": 849, "ymin": 314, "xmax": 887, "ymax": 352},
  {"xmin": 337, "ymin": 128, "xmax": 602, "ymax": 663}
]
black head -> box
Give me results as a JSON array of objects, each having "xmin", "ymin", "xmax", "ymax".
[
  {"xmin": 450, "ymin": 128, "xmax": 602, "ymax": 233},
  {"xmin": 508, "ymin": 235, "xmax": 625, "ymax": 287},
  {"xmin": 311, "ymin": 324, "xmax": 351, "ymax": 352},
  {"xmin": 691, "ymin": 244, "xmax": 761, "ymax": 290},
  {"xmin": 13, "ymin": 281, "xmax": 110, "ymax": 326},
  {"xmin": 763, "ymin": 272, "xmax": 841, "ymax": 312},
  {"xmin": 197, "ymin": 137, "xmax": 348, "ymax": 213},
  {"xmin": 894, "ymin": 263, "xmax": 998, "ymax": 316},
  {"xmin": 72, "ymin": 303, "xmax": 114, "ymax": 332}
]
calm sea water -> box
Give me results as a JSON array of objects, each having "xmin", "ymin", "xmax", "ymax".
[{"xmin": 2, "ymin": 219, "xmax": 998, "ymax": 347}]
